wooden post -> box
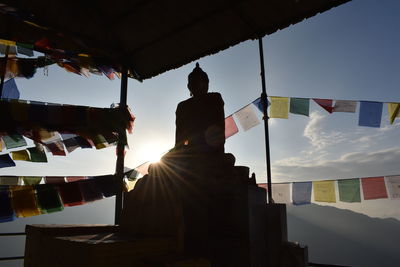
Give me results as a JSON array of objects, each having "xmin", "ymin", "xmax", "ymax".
[
  {"xmin": 114, "ymin": 66, "xmax": 128, "ymax": 224},
  {"xmin": 258, "ymin": 38, "xmax": 273, "ymax": 204}
]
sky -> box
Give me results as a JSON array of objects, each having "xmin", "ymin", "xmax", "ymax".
[{"xmin": 1, "ymin": 0, "xmax": 400, "ymax": 265}]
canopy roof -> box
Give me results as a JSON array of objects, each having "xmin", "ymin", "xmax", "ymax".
[{"xmin": 0, "ymin": 0, "xmax": 350, "ymax": 80}]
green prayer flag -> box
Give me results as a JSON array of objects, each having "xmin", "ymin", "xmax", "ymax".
[
  {"xmin": 2, "ymin": 135, "xmax": 27, "ymax": 149},
  {"xmin": 35, "ymin": 184, "xmax": 64, "ymax": 213},
  {"xmin": 27, "ymin": 147, "xmax": 47, "ymax": 163},
  {"xmin": 22, "ymin": 176, "xmax": 42, "ymax": 185},
  {"xmin": 290, "ymin": 98, "xmax": 310, "ymax": 116},
  {"xmin": 16, "ymin": 42, "xmax": 34, "ymax": 49},
  {"xmin": 338, "ymin": 178, "xmax": 361, "ymax": 203}
]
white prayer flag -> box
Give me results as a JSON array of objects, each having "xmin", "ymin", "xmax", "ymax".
[
  {"xmin": 272, "ymin": 183, "xmax": 291, "ymax": 203},
  {"xmin": 333, "ymin": 100, "xmax": 357, "ymax": 113},
  {"xmin": 385, "ymin": 176, "xmax": 400, "ymax": 199},
  {"xmin": 234, "ymin": 104, "xmax": 260, "ymax": 131},
  {"xmin": 0, "ymin": 176, "xmax": 22, "ymax": 185},
  {"xmin": 136, "ymin": 162, "xmax": 151, "ymax": 176}
]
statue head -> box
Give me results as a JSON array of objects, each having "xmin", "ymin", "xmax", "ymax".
[{"xmin": 187, "ymin": 63, "xmax": 209, "ymax": 96}]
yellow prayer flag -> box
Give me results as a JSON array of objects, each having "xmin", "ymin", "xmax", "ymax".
[
  {"xmin": 388, "ymin": 103, "xmax": 400, "ymax": 124},
  {"xmin": 313, "ymin": 180, "xmax": 336, "ymax": 203},
  {"xmin": 0, "ymin": 39, "xmax": 16, "ymax": 46},
  {"xmin": 12, "ymin": 150, "xmax": 30, "ymax": 161},
  {"xmin": 270, "ymin": 97, "xmax": 289, "ymax": 119},
  {"xmin": 10, "ymin": 186, "xmax": 42, "ymax": 217}
]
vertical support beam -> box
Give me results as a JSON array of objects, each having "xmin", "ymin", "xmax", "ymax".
[
  {"xmin": 258, "ymin": 38, "xmax": 273, "ymax": 204},
  {"xmin": 0, "ymin": 45, "xmax": 10, "ymax": 98},
  {"xmin": 114, "ymin": 66, "xmax": 128, "ymax": 224}
]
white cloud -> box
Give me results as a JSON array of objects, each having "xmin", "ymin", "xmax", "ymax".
[
  {"xmin": 272, "ymin": 147, "xmax": 400, "ymax": 181},
  {"xmin": 303, "ymin": 111, "xmax": 346, "ymax": 151}
]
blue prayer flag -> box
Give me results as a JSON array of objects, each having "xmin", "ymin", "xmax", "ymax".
[
  {"xmin": 1, "ymin": 78, "xmax": 20, "ymax": 100},
  {"xmin": 358, "ymin": 101, "xmax": 383, "ymax": 128},
  {"xmin": 0, "ymin": 154, "xmax": 16, "ymax": 168},
  {"xmin": 292, "ymin": 182, "xmax": 312, "ymax": 205},
  {"xmin": 0, "ymin": 186, "xmax": 15, "ymax": 222},
  {"xmin": 252, "ymin": 97, "xmax": 270, "ymax": 113}
]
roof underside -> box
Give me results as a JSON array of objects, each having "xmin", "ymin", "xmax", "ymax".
[{"xmin": 0, "ymin": 0, "xmax": 350, "ymax": 80}]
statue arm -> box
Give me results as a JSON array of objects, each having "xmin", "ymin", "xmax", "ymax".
[{"xmin": 174, "ymin": 104, "xmax": 185, "ymax": 149}]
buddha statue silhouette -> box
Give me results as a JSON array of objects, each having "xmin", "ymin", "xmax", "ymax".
[{"xmin": 174, "ymin": 63, "xmax": 225, "ymax": 154}]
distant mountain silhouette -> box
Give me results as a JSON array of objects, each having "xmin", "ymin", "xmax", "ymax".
[{"xmin": 287, "ymin": 204, "xmax": 400, "ymax": 267}]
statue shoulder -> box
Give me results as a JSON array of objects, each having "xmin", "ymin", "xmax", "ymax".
[{"xmin": 207, "ymin": 92, "xmax": 224, "ymax": 105}]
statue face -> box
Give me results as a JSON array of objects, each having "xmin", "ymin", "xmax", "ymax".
[{"xmin": 188, "ymin": 77, "xmax": 209, "ymax": 96}]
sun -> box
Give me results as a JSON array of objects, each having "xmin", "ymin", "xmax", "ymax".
[
  {"xmin": 147, "ymin": 151, "xmax": 163, "ymax": 163},
  {"xmin": 139, "ymin": 143, "xmax": 168, "ymax": 163}
]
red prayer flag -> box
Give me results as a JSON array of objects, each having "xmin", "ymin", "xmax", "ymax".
[
  {"xmin": 257, "ymin": 183, "xmax": 267, "ymax": 189},
  {"xmin": 66, "ymin": 176, "xmax": 87, "ymax": 183},
  {"xmin": 58, "ymin": 182, "xmax": 85, "ymax": 207},
  {"xmin": 44, "ymin": 176, "xmax": 65, "ymax": 184},
  {"xmin": 361, "ymin": 177, "xmax": 388, "ymax": 200},
  {"xmin": 45, "ymin": 142, "xmax": 66, "ymax": 156},
  {"xmin": 313, "ymin": 99, "xmax": 334, "ymax": 113},
  {"xmin": 225, "ymin": 115, "xmax": 238, "ymax": 139}
]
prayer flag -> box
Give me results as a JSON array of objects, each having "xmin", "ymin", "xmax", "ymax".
[
  {"xmin": 58, "ymin": 182, "xmax": 85, "ymax": 207},
  {"xmin": 33, "ymin": 129, "xmax": 56, "ymax": 143},
  {"xmin": 361, "ymin": 177, "xmax": 388, "ymax": 200},
  {"xmin": 1, "ymin": 78, "xmax": 20, "ymax": 99},
  {"xmin": 92, "ymin": 175, "xmax": 116, "ymax": 198},
  {"xmin": 45, "ymin": 141, "xmax": 66, "ymax": 156},
  {"xmin": 22, "ymin": 176, "xmax": 42, "ymax": 185},
  {"xmin": 125, "ymin": 169, "xmax": 139, "ymax": 181},
  {"xmin": 292, "ymin": 182, "xmax": 312, "ymax": 205},
  {"xmin": 388, "ymin": 103, "xmax": 400, "ymax": 124},
  {"xmin": 17, "ymin": 45, "xmax": 34, "ymax": 57},
  {"xmin": 136, "ymin": 162, "xmax": 151, "ymax": 176},
  {"xmin": 290, "ymin": 98, "xmax": 309, "ymax": 116},
  {"xmin": 0, "ymin": 44, "xmax": 17, "ymax": 54},
  {"xmin": 0, "ymin": 176, "xmax": 22, "ymax": 185},
  {"xmin": 2, "ymin": 134, "xmax": 27, "ymax": 149},
  {"xmin": 252, "ymin": 97, "xmax": 270, "ymax": 113},
  {"xmin": 338, "ymin": 179, "xmax": 361, "ymax": 202},
  {"xmin": 98, "ymin": 66, "xmax": 115, "ymax": 80},
  {"xmin": 79, "ymin": 179, "xmax": 103, "ymax": 202},
  {"xmin": 257, "ymin": 183, "xmax": 267, "ymax": 189},
  {"xmin": 385, "ymin": 176, "xmax": 400, "ymax": 199},
  {"xmin": 0, "ymin": 39, "xmax": 16, "ymax": 46},
  {"xmin": 358, "ymin": 101, "xmax": 383, "ymax": 128},
  {"xmin": 333, "ymin": 100, "xmax": 357, "ymax": 113},
  {"xmin": 272, "ymin": 183, "xmax": 291, "ymax": 204},
  {"xmin": 313, "ymin": 99, "xmax": 333, "ymax": 113},
  {"xmin": 92, "ymin": 135, "xmax": 108, "ymax": 149},
  {"xmin": 44, "ymin": 176, "xmax": 65, "ymax": 184},
  {"xmin": 35, "ymin": 184, "xmax": 64, "ymax": 213},
  {"xmin": 234, "ymin": 104, "xmax": 260, "ymax": 131},
  {"xmin": 225, "ymin": 116, "xmax": 238, "ymax": 139},
  {"xmin": 0, "ymin": 154, "xmax": 16, "ymax": 168},
  {"xmin": 270, "ymin": 97, "xmax": 289, "ymax": 118},
  {"xmin": 102, "ymin": 133, "xmax": 118, "ymax": 145},
  {"xmin": 63, "ymin": 137, "xmax": 80, "ymax": 153},
  {"xmin": 74, "ymin": 136, "xmax": 93, "ymax": 149},
  {"xmin": 27, "ymin": 146, "xmax": 47, "ymax": 163},
  {"xmin": 0, "ymin": 186, "xmax": 14, "ymax": 222},
  {"xmin": 66, "ymin": 176, "xmax": 87, "ymax": 183},
  {"xmin": 10, "ymin": 186, "xmax": 42, "ymax": 217},
  {"xmin": 313, "ymin": 180, "xmax": 336, "ymax": 203},
  {"xmin": 11, "ymin": 150, "xmax": 30, "ymax": 161}
]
